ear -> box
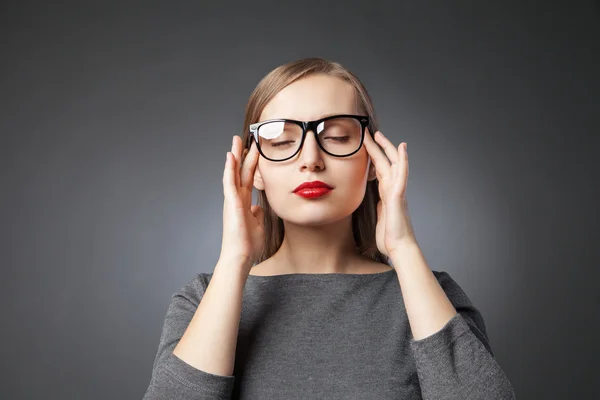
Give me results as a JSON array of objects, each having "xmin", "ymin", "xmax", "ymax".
[
  {"xmin": 253, "ymin": 166, "xmax": 265, "ymax": 190},
  {"xmin": 367, "ymin": 158, "xmax": 377, "ymax": 181}
]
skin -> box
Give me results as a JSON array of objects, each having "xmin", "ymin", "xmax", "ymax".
[{"xmin": 248, "ymin": 73, "xmax": 389, "ymax": 275}]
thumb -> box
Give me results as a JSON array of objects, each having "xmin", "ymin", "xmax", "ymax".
[{"xmin": 250, "ymin": 205, "xmax": 265, "ymax": 228}]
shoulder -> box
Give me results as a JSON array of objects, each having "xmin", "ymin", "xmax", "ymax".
[
  {"xmin": 170, "ymin": 273, "xmax": 212, "ymax": 304},
  {"xmin": 358, "ymin": 260, "xmax": 395, "ymax": 274},
  {"xmin": 247, "ymin": 260, "xmax": 273, "ymax": 276},
  {"xmin": 430, "ymin": 270, "xmax": 470, "ymax": 301}
]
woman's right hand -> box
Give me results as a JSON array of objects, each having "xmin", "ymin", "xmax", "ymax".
[{"xmin": 219, "ymin": 135, "xmax": 265, "ymax": 273}]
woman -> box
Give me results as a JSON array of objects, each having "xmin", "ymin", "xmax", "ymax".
[{"xmin": 143, "ymin": 58, "xmax": 516, "ymax": 399}]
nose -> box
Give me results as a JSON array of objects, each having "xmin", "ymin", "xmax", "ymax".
[{"xmin": 298, "ymin": 130, "xmax": 325, "ymax": 172}]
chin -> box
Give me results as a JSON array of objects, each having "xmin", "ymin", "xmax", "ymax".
[
  {"xmin": 279, "ymin": 208, "xmax": 353, "ymax": 227},
  {"xmin": 287, "ymin": 217, "xmax": 343, "ymax": 227}
]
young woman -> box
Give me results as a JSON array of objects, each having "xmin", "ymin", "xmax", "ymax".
[{"xmin": 144, "ymin": 58, "xmax": 515, "ymax": 399}]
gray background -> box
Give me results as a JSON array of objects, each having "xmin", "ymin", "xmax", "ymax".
[{"xmin": 1, "ymin": 1, "xmax": 598, "ymax": 399}]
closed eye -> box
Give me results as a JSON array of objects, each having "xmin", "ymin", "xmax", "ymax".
[{"xmin": 271, "ymin": 141, "xmax": 295, "ymax": 147}]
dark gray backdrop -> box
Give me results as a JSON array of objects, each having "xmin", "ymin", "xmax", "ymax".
[{"xmin": 2, "ymin": 1, "xmax": 598, "ymax": 399}]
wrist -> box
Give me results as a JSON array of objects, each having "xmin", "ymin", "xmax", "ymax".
[
  {"xmin": 388, "ymin": 239, "xmax": 421, "ymax": 263},
  {"xmin": 216, "ymin": 253, "xmax": 254, "ymax": 274}
]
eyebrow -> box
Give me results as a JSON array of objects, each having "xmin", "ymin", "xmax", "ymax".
[{"xmin": 257, "ymin": 112, "xmax": 354, "ymax": 123}]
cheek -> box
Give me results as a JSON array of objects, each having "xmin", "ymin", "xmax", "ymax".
[
  {"xmin": 346, "ymin": 154, "xmax": 371, "ymax": 183},
  {"xmin": 344, "ymin": 167, "xmax": 369, "ymax": 192},
  {"xmin": 258, "ymin": 162, "xmax": 287, "ymax": 192},
  {"xmin": 337, "ymin": 157, "xmax": 371, "ymax": 197}
]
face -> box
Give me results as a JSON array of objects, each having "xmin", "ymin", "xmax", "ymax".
[{"xmin": 253, "ymin": 74, "xmax": 377, "ymax": 226}]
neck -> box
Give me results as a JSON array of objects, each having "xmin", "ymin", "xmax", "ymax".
[{"xmin": 271, "ymin": 215, "xmax": 364, "ymax": 274}]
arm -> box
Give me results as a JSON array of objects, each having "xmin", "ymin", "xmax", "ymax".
[
  {"xmin": 143, "ymin": 259, "xmax": 249, "ymax": 400},
  {"xmin": 391, "ymin": 243, "xmax": 516, "ymax": 400}
]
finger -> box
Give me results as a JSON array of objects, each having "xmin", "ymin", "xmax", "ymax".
[
  {"xmin": 373, "ymin": 131, "xmax": 399, "ymax": 164},
  {"xmin": 394, "ymin": 142, "xmax": 409, "ymax": 193},
  {"xmin": 377, "ymin": 199, "xmax": 386, "ymax": 224},
  {"xmin": 232, "ymin": 135, "xmax": 244, "ymax": 162},
  {"xmin": 240, "ymin": 140, "xmax": 259, "ymax": 190},
  {"xmin": 363, "ymin": 129, "xmax": 392, "ymax": 180},
  {"xmin": 231, "ymin": 136, "xmax": 242, "ymax": 188},
  {"xmin": 223, "ymin": 152, "xmax": 240, "ymax": 203},
  {"xmin": 405, "ymin": 143, "xmax": 409, "ymax": 178},
  {"xmin": 401, "ymin": 142, "xmax": 408, "ymax": 179},
  {"xmin": 251, "ymin": 204, "xmax": 265, "ymax": 228}
]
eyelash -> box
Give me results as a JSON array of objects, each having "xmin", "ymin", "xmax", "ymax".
[{"xmin": 271, "ymin": 137, "xmax": 350, "ymax": 147}]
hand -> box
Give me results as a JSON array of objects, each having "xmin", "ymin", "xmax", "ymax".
[
  {"xmin": 219, "ymin": 136, "xmax": 265, "ymax": 272},
  {"xmin": 363, "ymin": 130, "xmax": 416, "ymax": 259}
]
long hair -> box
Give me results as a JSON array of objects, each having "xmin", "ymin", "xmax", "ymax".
[{"xmin": 241, "ymin": 57, "xmax": 390, "ymax": 266}]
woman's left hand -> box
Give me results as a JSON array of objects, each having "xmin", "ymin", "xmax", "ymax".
[{"xmin": 363, "ymin": 130, "xmax": 417, "ymax": 259}]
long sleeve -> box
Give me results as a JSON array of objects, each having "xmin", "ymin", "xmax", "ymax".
[
  {"xmin": 409, "ymin": 271, "xmax": 516, "ymax": 400},
  {"xmin": 143, "ymin": 274, "xmax": 236, "ymax": 400}
]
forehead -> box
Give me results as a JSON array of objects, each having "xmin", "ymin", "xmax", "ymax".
[{"xmin": 259, "ymin": 74, "xmax": 357, "ymax": 122}]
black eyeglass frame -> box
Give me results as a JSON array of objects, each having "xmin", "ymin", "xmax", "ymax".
[{"xmin": 247, "ymin": 114, "xmax": 372, "ymax": 162}]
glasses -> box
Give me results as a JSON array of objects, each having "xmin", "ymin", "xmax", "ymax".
[{"xmin": 248, "ymin": 114, "xmax": 371, "ymax": 162}]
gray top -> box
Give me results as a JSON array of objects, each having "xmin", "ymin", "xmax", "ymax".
[{"xmin": 143, "ymin": 269, "xmax": 516, "ymax": 399}]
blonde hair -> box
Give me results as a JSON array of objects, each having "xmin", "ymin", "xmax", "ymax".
[{"xmin": 242, "ymin": 57, "xmax": 390, "ymax": 266}]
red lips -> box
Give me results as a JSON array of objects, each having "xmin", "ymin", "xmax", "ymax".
[
  {"xmin": 293, "ymin": 180, "xmax": 333, "ymax": 193},
  {"xmin": 293, "ymin": 181, "xmax": 334, "ymax": 199}
]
